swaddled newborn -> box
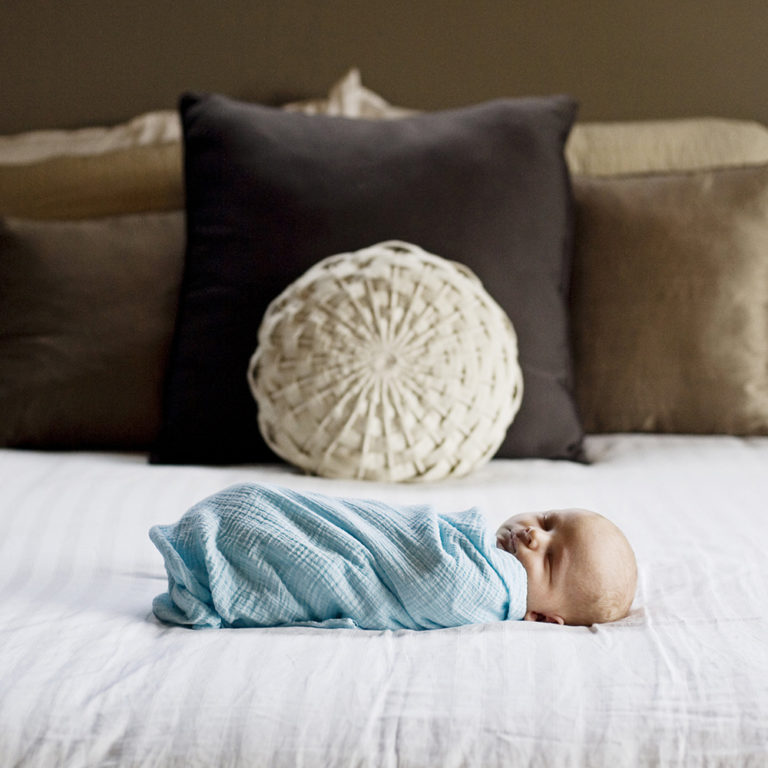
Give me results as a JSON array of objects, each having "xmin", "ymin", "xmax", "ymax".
[
  {"xmin": 150, "ymin": 483, "xmax": 636, "ymax": 630},
  {"xmin": 150, "ymin": 483, "xmax": 527, "ymax": 630}
]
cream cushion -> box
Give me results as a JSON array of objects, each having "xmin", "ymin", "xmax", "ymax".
[
  {"xmin": 0, "ymin": 110, "xmax": 180, "ymax": 163},
  {"xmin": 284, "ymin": 68, "xmax": 415, "ymax": 119},
  {"xmin": 248, "ymin": 241, "xmax": 523, "ymax": 481}
]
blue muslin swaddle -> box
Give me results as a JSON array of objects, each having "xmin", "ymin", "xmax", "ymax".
[{"xmin": 150, "ymin": 483, "xmax": 527, "ymax": 630}]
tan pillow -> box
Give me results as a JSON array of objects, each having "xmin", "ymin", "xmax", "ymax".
[
  {"xmin": 571, "ymin": 164, "xmax": 768, "ymax": 435},
  {"xmin": 566, "ymin": 118, "xmax": 768, "ymax": 176},
  {"xmin": 0, "ymin": 111, "xmax": 183, "ymax": 219},
  {"xmin": 0, "ymin": 213, "xmax": 185, "ymax": 448}
]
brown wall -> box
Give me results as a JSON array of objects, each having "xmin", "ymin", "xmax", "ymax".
[{"xmin": 2, "ymin": 1, "xmax": 768, "ymax": 133}]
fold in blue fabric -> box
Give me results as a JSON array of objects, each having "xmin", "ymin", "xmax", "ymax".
[{"xmin": 149, "ymin": 483, "xmax": 526, "ymax": 630}]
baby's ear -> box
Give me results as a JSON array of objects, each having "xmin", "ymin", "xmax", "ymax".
[{"xmin": 524, "ymin": 610, "xmax": 565, "ymax": 625}]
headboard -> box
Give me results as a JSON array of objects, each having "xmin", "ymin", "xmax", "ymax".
[{"xmin": 3, "ymin": 0, "xmax": 768, "ymax": 133}]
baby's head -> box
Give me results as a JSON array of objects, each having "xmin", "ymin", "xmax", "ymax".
[{"xmin": 496, "ymin": 508, "xmax": 636, "ymax": 626}]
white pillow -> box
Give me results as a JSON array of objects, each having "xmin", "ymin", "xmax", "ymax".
[
  {"xmin": 284, "ymin": 68, "xmax": 415, "ymax": 120},
  {"xmin": 248, "ymin": 241, "xmax": 523, "ymax": 482}
]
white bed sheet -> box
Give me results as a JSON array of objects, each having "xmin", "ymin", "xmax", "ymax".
[{"xmin": 1, "ymin": 434, "xmax": 767, "ymax": 767}]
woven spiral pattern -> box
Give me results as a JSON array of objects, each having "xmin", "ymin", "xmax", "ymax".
[{"xmin": 248, "ymin": 241, "xmax": 523, "ymax": 481}]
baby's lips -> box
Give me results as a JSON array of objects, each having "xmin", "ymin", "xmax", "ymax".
[{"xmin": 496, "ymin": 529, "xmax": 517, "ymax": 555}]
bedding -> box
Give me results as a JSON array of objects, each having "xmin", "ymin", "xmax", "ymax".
[{"xmin": 1, "ymin": 435, "xmax": 768, "ymax": 766}]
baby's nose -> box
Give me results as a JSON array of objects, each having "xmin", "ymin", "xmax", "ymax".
[{"xmin": 516, "ymin": 527, "xmax": 533, "ymax": 547}]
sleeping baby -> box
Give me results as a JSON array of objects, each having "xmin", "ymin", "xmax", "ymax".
[{"xmin": 149, "ymin": 483, "xmax": 636, "ymax": 630}]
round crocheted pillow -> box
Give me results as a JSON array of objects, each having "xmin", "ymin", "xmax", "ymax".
[{"xmin": 248, "ymin": 241, "xmax": 523, "ymax": 481}]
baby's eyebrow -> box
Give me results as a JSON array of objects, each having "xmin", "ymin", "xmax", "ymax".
[{"xmin": 540, "ymin": 512, "xmax": 558, "ymax": 528}]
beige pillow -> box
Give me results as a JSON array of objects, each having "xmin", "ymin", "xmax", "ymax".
[
  {"xmin": 0, "ymin": 111, "xmax": 183, "ymax": 219},
  {"xmin": 571, "ymin": 164, "xmax": 768, "ymax": 435},
  {"xmin": 566, "ymin": 118, "xmax": 768, "ymax": 176}
]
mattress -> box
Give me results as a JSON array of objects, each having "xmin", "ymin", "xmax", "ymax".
[{"xmin": 1, "ymin": 434, "xmax": 767, "ymax": 767}]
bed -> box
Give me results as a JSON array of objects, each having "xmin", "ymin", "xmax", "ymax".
[
  {"xmin": 2, "ymin": 436, "xmax": 768, "ymax": 765},
  {"xmin": 2, "ymin": 71, "xmax": 768, "ymax": 766}
]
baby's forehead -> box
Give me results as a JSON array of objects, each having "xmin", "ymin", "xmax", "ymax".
[
  {"xmin": 569, "ymin": 515, "xmax": 631, "ymax": 568},
  {"xmin": 554, "ymin": 508, "xmax": 605, "ymax": 531},
  {"xmin": 559, "ymin": 511, "xmax": 622, "ymax": 552}
]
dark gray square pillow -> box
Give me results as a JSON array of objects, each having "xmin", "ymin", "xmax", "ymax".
[{"xmin": 152, "ymin": 92, "xmax": 584, "ymax": 464}]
